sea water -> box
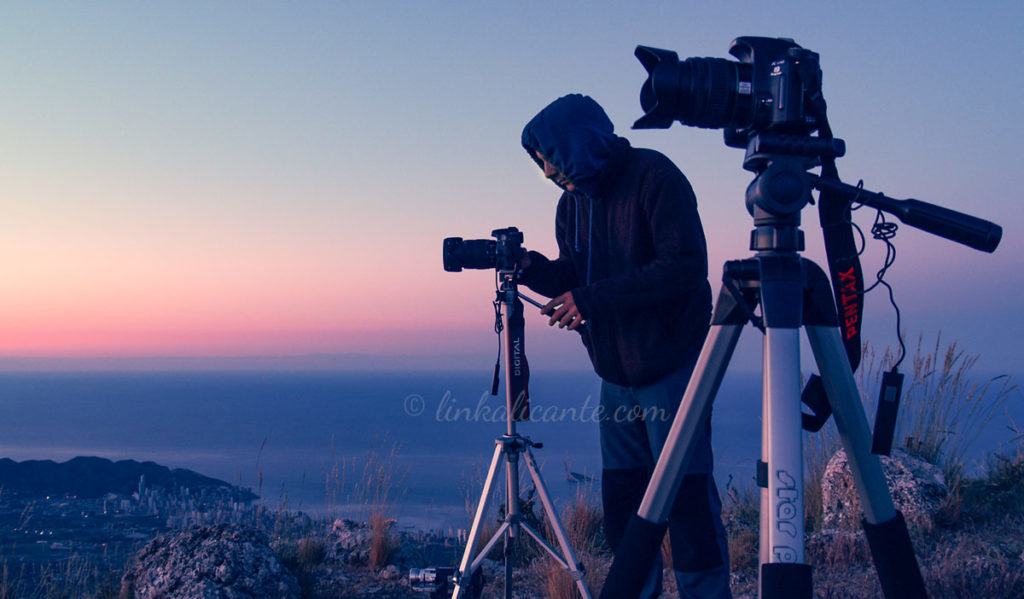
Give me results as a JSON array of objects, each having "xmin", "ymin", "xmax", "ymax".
[{"xmin": 0, "ymin": 368, "xmax": 1019, "ymax": 531}]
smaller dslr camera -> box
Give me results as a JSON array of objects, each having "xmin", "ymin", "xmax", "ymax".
[
  {"xmin": 409, "ymin": 566, "xmax": 483, "ymax": 598},
  {"xmin": 443, "ymin": 227, "xmax": 524, "ymax": 273},
  {"xmin": 409, "ymin": 567, "xmax": 454, "ymax": 596}
]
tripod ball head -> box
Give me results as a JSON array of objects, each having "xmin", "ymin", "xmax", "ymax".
[{"xmin": 746, "ymin": 157, "xmax": 814, "ymax": 221}]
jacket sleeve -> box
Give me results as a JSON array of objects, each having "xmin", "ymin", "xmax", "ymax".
[
  {"xmin": 519, "ymin": 195, "xmax": 580, "ymax": 298},
  {"xmin": 572, "ymin": 164, "xmax": 708, "ymax": 317}
]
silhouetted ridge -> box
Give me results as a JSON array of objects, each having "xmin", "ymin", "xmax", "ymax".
[{"xmin": 0, "ymin": 456, "xmax": 255, "ymax": 500}]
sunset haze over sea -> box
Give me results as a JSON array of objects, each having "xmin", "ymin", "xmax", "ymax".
[{"xmin": 2, "ymin": 1, "xmax": 1021, "ymax": 374}]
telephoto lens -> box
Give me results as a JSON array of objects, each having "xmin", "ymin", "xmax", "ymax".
[{"xmin": 634, "ymin": 46, "xmax": 754, "ymax": 130}]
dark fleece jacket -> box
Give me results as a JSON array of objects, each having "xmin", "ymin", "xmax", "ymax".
[{"xmin": 520, "ymin": 94, "xmax": 712, "ymax": 387}]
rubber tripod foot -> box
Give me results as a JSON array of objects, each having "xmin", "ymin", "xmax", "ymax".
[{"xmin": 863, "ymin": 511, "xmax": 927, "ymax": 598}]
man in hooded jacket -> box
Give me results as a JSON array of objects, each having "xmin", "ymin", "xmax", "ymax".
[{"xmin": 518, "ymin": 94, "xmax": 731, "ymax": 599}]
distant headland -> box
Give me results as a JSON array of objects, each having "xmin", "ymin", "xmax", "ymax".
[{"xmin": 0, "ymin": 455, "xmax": 256, "ymax": 501}]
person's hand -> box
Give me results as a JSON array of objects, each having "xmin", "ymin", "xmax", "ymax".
[
  {"xmin": 517, "ymin": 248, "xmax": 531, "ymax": 270},
  {"xmin": 541, "ymin": 292, "xmax": 584, "ymax": 330}
]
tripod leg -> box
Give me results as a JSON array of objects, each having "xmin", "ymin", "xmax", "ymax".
[
  {"xmin": 599, "ymin": 322, "xmax": 743, "ymax": 599},
  {"xmin": 522, "ymin": 446, "xmax": 593, "ymax": 598},
  {"xmin": 760, "ymin": 328, "xmax": 812, "ymax": 598},
  {"xmin": 453, "ymin": 442, "xmax": 504, "ymax": 599},
  {"xmin": 806, "ymin": 325, "xmax": 927, "ymax": 599}
]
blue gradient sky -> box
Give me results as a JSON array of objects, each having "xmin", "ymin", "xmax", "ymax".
[{"xmin": 1, "ymin": 2, "xmax": 1021, "ymax": 372}]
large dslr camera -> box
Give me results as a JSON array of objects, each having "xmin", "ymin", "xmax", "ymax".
[
  {"xmin": 634, "ymin": 36, "xmax": 824, "ymax": 147},
  {"xmin": 443, "ymin": 226, "xmax": 523, "ymax": 272}
]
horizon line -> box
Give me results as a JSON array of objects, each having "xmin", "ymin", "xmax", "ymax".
[{"xmin": 0, "ymin": 352, "xmax": 602, "ymax": 373}]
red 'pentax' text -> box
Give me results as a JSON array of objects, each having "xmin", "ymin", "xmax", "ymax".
[{"xmin": 838, "ymin": 267, "xmax": 859, "ymax": 339}]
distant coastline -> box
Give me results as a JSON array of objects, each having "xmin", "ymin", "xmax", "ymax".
[{"xmin": 0, "ymin": 456, "xmax": 256, "ymax": 501}]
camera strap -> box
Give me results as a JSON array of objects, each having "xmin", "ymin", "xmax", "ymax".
[
  {"xmin": 800, "ymin": 163, "xmax": 865, "ymax": 432},
  {"xmin": 801, "ymin": 105, "xmax": 864, "ymax": 432},
  {"xmin": 493, "ymin": 294, "xmax": 528, "ymax": 419},
  {"xmin": 817, "ymin": 165, "xmax": 863, "ymax": 371}
]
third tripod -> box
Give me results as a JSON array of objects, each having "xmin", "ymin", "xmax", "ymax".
[{"xmin": 451, "ymin": 268, "xmax": 591, "ymax": 599}]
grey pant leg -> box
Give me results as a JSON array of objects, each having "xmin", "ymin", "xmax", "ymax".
[
  {"xmin": 670, "ymin": 473, "xmax": 732, "ymax": 599},
  {"xmin": 632, "ymin": 363, "xmax": 732, "ymax": 599},
  {"xmin": 599, "ymin": 381, "xmax": 662, "ymax": 598},
  {"xmin": 599, "ymin": 359, "xmax": 731, "ymax": 598}
]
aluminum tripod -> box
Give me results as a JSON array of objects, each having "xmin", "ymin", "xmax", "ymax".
[
  {"xmin": 452, "ymin": 271, "xmax": 592, "ymax": 599},
  {"xmin": 599, "ymin": 251, "xmax": 928, "ymax": 598}
]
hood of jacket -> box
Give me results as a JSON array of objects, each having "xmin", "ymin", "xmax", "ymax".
[{"xmin": 521, "ymin": 94, "xmax": 616, "ymax": 198}]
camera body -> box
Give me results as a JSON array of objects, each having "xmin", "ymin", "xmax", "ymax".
[
  {"xmin": 443, "ymin": 226, "xmax": 524, "ymax": 273},
  {"xmin": 409, "ymin": 567, "xmax": 455, "ymax": 596},
  {"xmin": 409, "ymin": 566, "xmax": 483, "ymax": 598},
  {"xmin": 634, "ymin": 36, "xmax": 822, "ymax": 147}
]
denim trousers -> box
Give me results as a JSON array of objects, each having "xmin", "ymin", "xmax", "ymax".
[{"xmin": 599, "ymin": 361, "xmax": 732, "ymax": 599}]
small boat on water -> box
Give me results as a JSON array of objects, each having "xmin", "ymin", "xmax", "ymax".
[{"xmin": 565, "ymin": 466, "xmax": 596, "ymax": 483}]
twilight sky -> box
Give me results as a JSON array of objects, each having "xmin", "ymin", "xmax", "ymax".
[{"xmin": 1, "ymin": 2, "xmax": 1021, "ymax": 373}]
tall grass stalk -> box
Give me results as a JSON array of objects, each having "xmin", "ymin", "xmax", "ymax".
[
  {"xmin": 537, "ymin": 482, "xmax": 605, "ymax": 599},
  {"xmin": 1, "ymin": 554, "xmax": 117, "ymax": 599},
  {"xmin": 322, "ymin": 434, "xmax": 346, "ymax": 522},
  {"xmin": 352, "ymin": 435, "xmax": 408, "ymax": 569},
  {"xmin": 801, "ymin": 334, "xmax": 1017, "ymax": 531},
  {"xmin": 859, "ymin": 334, "xmax": 1017, "ymax": 480}
]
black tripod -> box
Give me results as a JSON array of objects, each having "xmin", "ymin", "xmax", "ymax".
[
  {"xmin": 599, "ymin": 133, "xmax": 1002, "ymax": 598},
  {"xmin": 452, "ymin": 269, "xmax": 592, "ymax": 599}
]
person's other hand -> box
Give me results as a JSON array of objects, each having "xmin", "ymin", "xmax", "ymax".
[{"xmin": 541, "ymin": 292, "xmax": 583, "ymax": 330}]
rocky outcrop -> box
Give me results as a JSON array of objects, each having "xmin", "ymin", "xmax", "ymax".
[
  {"xmin": 120, "ymin": 523, "xmax": 300, "ymax": 598},
  {"xmin": 820, "ymin": 448, "xmax": 948, "ymax": 531}
]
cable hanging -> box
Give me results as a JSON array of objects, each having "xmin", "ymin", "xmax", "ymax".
[{"xmin": 847, "ymin": 180, "xmax": 906, "ymax": 370}]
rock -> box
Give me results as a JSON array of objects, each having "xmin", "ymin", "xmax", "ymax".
[
  {"xmin": 820, "ymin": 448, "xmax": 948, "ymax": 531},
  {"xmin": 324, "ymin": 519, "xmax": 375, "ymax": 566},
  {"xmin": 323, "ymin": 517, "xmax": 403, "ymax": 567},
  {"xmin": 379, "ymin": 564, "xmax": 400, "ymax": 580},
  {"xmin": 120, "ymin": 523, "xmax": 300, "ymax": 598}
]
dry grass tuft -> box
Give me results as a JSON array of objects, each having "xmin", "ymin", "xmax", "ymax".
[
  {"xmin": 297, "ymin": 536, "xmax": 326, "ymax": 569},
  {"xmin": 368, "ymin": 512, "xmax": 398, "ymax": 569},
  {"xmin": 354, "ymin": 437, "xmax": 407, "ymax": 570},
  {"xmin": 275, "ymin": 535, "xmax": 327, "ymax": 597},
  {"xmin": 920, "ymin": 527, "xmax": 1024, "ymax": 598},
  {"xmin": 723, "ymin": 482, "xmax": 760, "ymax": 572},
  {"xmin": 537, "ymin": 484, "xmax": 607, "ymax": 599}
]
